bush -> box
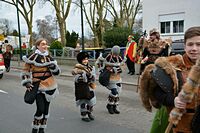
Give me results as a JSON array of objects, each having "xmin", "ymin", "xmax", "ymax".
[
  {"xmin": 50, "ymin": 40, "xmax": 63, "ymax": 49},
  {"xmin": 103, "ymin": 27, "xmax": 132, "ymax": 48},
  {"xmin": 103, "ymin": 27, "xmax": 141, "ymax": 48},
  {"xmin": 49, "ymin": 40, "xmax": 63, "ymax": 56},
  {"xmin": 13, "ymin": 48, "xmax": 32, "ymax": 55},
  {"xmin": 65, "ymin": 31, "xmax": 79, "ymax": 48}
]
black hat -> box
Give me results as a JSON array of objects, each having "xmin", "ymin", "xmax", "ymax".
[{"xmin": 77, "ymin": 51, "xmax": 89, "ymax": 64}]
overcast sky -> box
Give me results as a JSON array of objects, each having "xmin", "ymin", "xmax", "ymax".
[{"xmin": 0, "ymin": 2, "xmax": 90, "ymax": 37}]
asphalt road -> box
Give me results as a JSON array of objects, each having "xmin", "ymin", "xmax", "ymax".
[{"xmin": 0, "ymin": 70, "xmax": 154, "ymax": 133}]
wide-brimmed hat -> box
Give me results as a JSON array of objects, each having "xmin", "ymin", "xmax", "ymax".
[
  {"xmin": 77, "ymin": 51, "xmax": 89, "ymax": 64},
  {"xmin": 128, "ymin": 35, "xmax": 134, "ymax": 40},
  {"xmin": 149, "ymin": 28, "xmax": 160, "ymax": 39}
]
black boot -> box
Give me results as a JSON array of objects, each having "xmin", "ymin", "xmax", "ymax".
[
  {"xmin": 32, "ymin": 118, "xmax": 40, "ymax": 133},
  {"xmin": 88, "ymin": 112, "xmax": 95, "ymax": 120},
  {"xmin": 87, "ymin": 105, "xmax": 94, "ymax": 120},
  {"xmin": 38, "ymin": 128, "xmax": 44, "ymax": 133},
  {"xmin": 113, "ymin": 105, "xmax": 120, "ymax": 114},
  {"xmin": 106, "ymin": 104, "xmax": 114, "ymax": 114},
  {"xmin": 32, "ymin": 128, "xmax": 38, "ymax": 133},
  {"xmin": 81, "ymin": 112, "xmax": 90, "ymax": 122}
]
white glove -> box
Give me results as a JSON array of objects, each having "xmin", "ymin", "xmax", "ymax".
[{"xmin": 112, "ymin": 67, "xmax": 122, "ymax": 74}]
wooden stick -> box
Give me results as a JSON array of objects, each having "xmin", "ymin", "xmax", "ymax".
[
  {"xmin": 165, "ymin": 122, "xmax": 173, "ymax": 133},
  {"xmin": 136, "ymin": 75, "xmax": 140, "ymax": 93}
]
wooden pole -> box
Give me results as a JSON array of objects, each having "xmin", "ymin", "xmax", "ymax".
[{"xmin": 165, "ymin": 122, "xmax": 173, "ymax": 133}]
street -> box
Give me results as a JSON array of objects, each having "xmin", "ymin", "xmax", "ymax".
[{"xmin": 0, "ymin": 69, "xmax": 154, "ymax": 133}]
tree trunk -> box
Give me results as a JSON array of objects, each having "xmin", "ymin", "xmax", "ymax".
[
  {"xmin": 28, "ymin": 25, "xmax": 33, "ymax": 47},
  {"xmin": 58, "ymin": 20, "xmax": 66, "ymax": 46}
]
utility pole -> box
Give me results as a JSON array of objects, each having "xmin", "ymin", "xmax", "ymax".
[
  {"xmin": 80, "ymin": 0, "xmax": 84, "ymax": 50},
  {"xmin": 16, "ymin": 0, "xmax": 22, "ymax": 60}
]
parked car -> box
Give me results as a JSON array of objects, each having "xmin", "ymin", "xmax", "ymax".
[
  {"xmin": 0, "ymin": 53, "xmax": 5, "ymax": 79},
  {"xmin": 170, "ymin": 42, "xmax": 185, "ymax": 55}
]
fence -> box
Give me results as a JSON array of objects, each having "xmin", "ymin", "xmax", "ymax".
[
  {"xmin": 13, "ymin": 47, "xmax": 126, "ymax": 59},
  {"xmin": 13, "ymin": 48, "xmax": 80, "ymax": 59}
]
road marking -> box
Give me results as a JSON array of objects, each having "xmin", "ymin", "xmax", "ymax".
[{"xmin": 0, "ymin": 89, "xmax": 8, "ymax": 94}]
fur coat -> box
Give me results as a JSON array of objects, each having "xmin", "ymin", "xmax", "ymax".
[
  {"xmin": 72, "ymin": 63, "xmax": 96, "ymax": 100},
  {"xmin": 139, "ymin": 54, "xmax": 187, "ymax": 112}
]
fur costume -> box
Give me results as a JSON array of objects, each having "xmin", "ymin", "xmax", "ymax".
[
  {"xmin": 72, "ymin": 63, "xmax": 96, "ymax": 91},
  {"xmin": 72, "ymin": 53, "xmax": 96, "ymax": 121},
  {"xmin": 143, "ymin": 38, "xmax": 171, "ymax": 54},
  {"xmin": 21, "ymin": 52, "xmax": 60, "ymax": 93},
  {"xmin": 21, "ymin": 50, "xmax": 60, "ymax": 130},
  {"xmin": 168, "ymin": 56, "xmax": 200, "ymax": 126},
  {"xmin": 139, "ymin": 54, "xmax": 186, "ymax": 112},
  {"xmin": 96, "ymin": 46, "xmax": 125, "ymax": 114},
  {"xmin": 139, "ymin": 37, "xmax": 171, "ymax": 74}
]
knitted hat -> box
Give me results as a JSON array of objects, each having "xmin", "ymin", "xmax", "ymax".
[
  {"xmin": 111, "ymin": 45, "xmax": 120, "ymax": 55},
  {"xmin": 77, "ymin": 51, "xmax": 89, "ymax": 64}
]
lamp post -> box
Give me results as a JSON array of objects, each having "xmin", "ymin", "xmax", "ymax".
[
  {"xmin": 80, "ymin": 0, "xmax": 84, "ymax": 50},
  {"xmin": 16, "ymin": 0, "xmax": 22, "ymax": 60}
]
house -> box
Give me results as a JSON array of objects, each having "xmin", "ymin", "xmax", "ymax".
[{"xmin": 143, "ymin": 0, "xmax": 200, "ymax": 41}]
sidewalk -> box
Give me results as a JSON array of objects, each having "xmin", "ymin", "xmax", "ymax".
[{"xmin": 10, "ymin": 60, "xmax": 139, "ymax": 86}]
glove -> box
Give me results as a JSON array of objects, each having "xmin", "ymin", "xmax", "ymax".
[
  {"xmin": 174, "ymin": 96, "xmax": 186, "ymax": 109},
  {"xmin": 113, "ymin": 67, "xmax": 122, "ymax": 74},
  {"xmin": 48, "ymin": 64, "xmax": 56, "ymax": 70},
  {"xmin": 112, "ymin": 67, "xmax": 118, "ymax": 73},
  {"xmin": 25, "ymin": 82, "xmax": 33, "ymax": 91}
]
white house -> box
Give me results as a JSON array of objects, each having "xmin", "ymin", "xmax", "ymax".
[{"xmin": 143, "ymin": 0, "xmax": 200, "ymax": 41}]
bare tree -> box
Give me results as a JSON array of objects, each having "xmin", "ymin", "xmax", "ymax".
[
  {"xmin": 73, "ymin": 0, "xmax": 98, "ymax": 46},
  {"xmin": 42, "ymin": 0, "xmax": 72, "ymax": 46},
  {"xmin": 0, "ymin": 18, "xmax": 13, "ymax": 35},
  {"xmin": 36, "ymin": 15, "xmax": 57, "ymax": 43},
  {"xmin": 106, "ymin": 0, "xmax": 141, "ymax": 30},
  {"xmin": 74, "ymin": 0, "xmax": 107, "ymax": 47},
  {"xmin": 94, "ymin": 0, "xmax": 107, "ymax": 46},
  {"xmin": 0, "ymin": 0, "xmax": 36, "ymax": 47}
]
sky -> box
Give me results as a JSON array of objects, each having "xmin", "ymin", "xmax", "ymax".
[{"xmin": 0, "ymin": 2, "xmax": 90, "ymax": 37}]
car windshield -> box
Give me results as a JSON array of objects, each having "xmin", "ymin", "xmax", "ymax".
[
  {"xmin": 171, "ymin": 42, "xmax": 184, "ymax": 50},
  {"xmin": 170, "ymin": 42, "xmax": 185, "ymax": 55}
]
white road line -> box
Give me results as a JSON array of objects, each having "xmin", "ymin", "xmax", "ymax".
[{"xmin": 0, "ymin": 90, "xmax": 8, "ymax": 94}]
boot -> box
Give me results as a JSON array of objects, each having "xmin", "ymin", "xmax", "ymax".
[
  {"xmin": 39, "ymin": 118, "xmax": 47, "ymax": 133},
  {"xmin": 88, "ymin": 112, "xmax": 95, "ymax": 120},
  {"xmin": 113, "ymin": 105, "xmax": 120, "ymax": 114},
  {"xmin": 87, "ymin": 105, "xmax": 94, "ymax": 120},
  {"xmin": 32, "ymin": 118, "xmax": 40, "ymax": 133},
  {"xmin": 38, "ymin": 128, "xmax": 44, "ymax": 133},
  {"xmin": 106, "ymin": 104, "xmax": 114, "ymax": 114},
  {"xmin": 81, "ymin": 112, "xmax": 90, "ymax": 122},
  {"xmin": 32, "ymin": 128, "xmax": 38, "ymax": 133}
]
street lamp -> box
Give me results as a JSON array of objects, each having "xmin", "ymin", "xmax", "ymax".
[
  {"xmin": 80, "ymin": 0, "xmax": 84, "ymax": 50},
  {"xmin": 16, "ymin": 0, "xmax": 22, "ymax": 60}
]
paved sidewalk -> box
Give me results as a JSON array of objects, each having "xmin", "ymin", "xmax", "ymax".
[{"xmin": 10, "ymin": 60, "xmax": 139, "ymax": 86}]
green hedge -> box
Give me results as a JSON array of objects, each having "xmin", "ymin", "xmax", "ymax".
[
  {"xmin": 49, "ymin": 40, "xmax": 63, "ymax": 56},
  {"xmin": 13, "ymin": 48, "xmax": 32, "ymax": 55},
  {"xmin": 103, "ymin": 27, "xmax": 141, "ymax": 48},
  {"xmin": 103, "ymin": 27, "xmax": 132, "ymax": 48}
]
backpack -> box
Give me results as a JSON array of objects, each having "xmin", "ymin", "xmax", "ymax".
[
  {"xmin": 98, "ymin": 68, "xmax": 111, "ymax": 87},
  {"xmin": 139, "ymin": 55, "xmax": 184, "ymax": 112}
]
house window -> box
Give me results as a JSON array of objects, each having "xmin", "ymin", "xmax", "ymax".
[
  {"xmin": 160, "ymin": 21, "xmax": 170, "ymax": 34},
  {"xmin": 173, "ymin": 20, "xmax": 184, "ymax": 33}
]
